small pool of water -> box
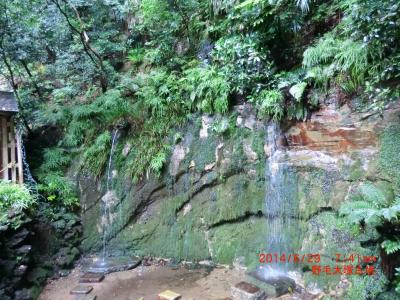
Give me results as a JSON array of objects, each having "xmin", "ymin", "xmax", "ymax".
[{"xmin": 82, "ymin": 256, "xmax": 141, "ymax": 274}]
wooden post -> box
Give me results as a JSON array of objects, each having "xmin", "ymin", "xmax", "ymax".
[
  {"xmin": 1, "ymin": 117, "xmax": 8, "ymax": 180},
  {"xmin": 16, "ymin": 132, "xmax": 24, "ymax": 184},
  {"xmin": 9, "ymin": 121, "xmax": 16, "ymax": 182}
]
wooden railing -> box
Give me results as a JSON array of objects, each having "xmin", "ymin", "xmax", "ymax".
[{"xmin": 0, "ymin": 115, "xmax": 23, "ymax": 183}]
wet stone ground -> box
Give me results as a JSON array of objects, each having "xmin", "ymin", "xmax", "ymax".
[
  {"xmin": 38, "ymin": 264, "xmax": 326, "ymax": 300},
  {"xmin": 38, "ymin": 265, "xmax": 245, "ymax": 300}
]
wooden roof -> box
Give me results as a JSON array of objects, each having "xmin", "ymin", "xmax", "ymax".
[{"xmin": 0, "ymin": 91, "xmax": 18, "ymax": 113}]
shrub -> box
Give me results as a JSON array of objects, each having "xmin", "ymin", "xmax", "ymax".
[
  {"xmin": 0, "ymin": 181, "xmax": 35, "ymax": 224},
  {"xmin": 249, "ymin": 89, "xmax": 284, "ymax": 120},
  {"xmin": 212, "ymin": 34, "xmax": 274, "ymax": 94},
  {"xmin": 182, "ymin": 66, "xmax": 230, "ymax": 113}
]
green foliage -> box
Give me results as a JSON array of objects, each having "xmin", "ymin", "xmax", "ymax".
[
  {"xmin": 339, "ymin": 182, "xmax": 399, "ymax": 227},
  {"xmin": 0, "ymin": 181, "xmax": 35, "ymax": 212},
  {"xmin": 339, "ymin": 180, "xmax": 400, "ymax": 295},
  {"xmin": 128, "ymin": 48, "xmax": 145, "ymax": 64},
  {"xmin": 302, "ymin": 0, "xmax": 400, "ymax": 104},
  {"xmin": 395, "ymin": 268, "xmax": 400, "ymax": 294},
  {"xmin": 82, "ymin": 132, "xmax": 111, "ymax": 178},
  {"xmin": 36, "ymin": 148, "xmax": 78, "ymax": 207},
  {"xmin": 182, "ymin": 66, "xmax": 230, "ymax": 113},
  {"xmin": 303, "ymin": 35, "xmax": 368, "ymax": 91},
  {"xmin": 37, "ymin": 173, "xmax": 78, "ymax": 207},
  {"xmin": 249, "ymin": 89, "xmax": 284, "ymax": 120},
  {"xmin": 149, "ymin": 150, "xmax": 168, "ymax": 177},
  {"xmin": 379, "ymin": 125, "xmax": 400, "ymax": 195},
  {"xmin": 381, "ymin": 239, "xmax": 400, "ymax": 255},
  {"xmin": 212, "ymin": 34, "xmax": 273, "ymax": 94},
  {"xmin": 0, "ymin": 181, "xmax": 35, "ymax": 226},
  {"xmin": 343, "ymin": 270, "xmax": 388, "ymax": 300}
]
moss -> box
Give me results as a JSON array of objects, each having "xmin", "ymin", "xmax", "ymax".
[
  {"xmin": 111, "ymin": 192, "xmax": 209, "ymax": 261},
  {"xmin": 159, "ymin": 193, "xmax": 190, "ymax": 225},
  {"xmin": 139, "ymin": 218, "xmax": 209, "ymax": 261},
  {"xmin": 297, "ymin": 169, "xmax": 340, "ymax": 218},
  {"xmin": 302, "ymin": 212, "xmax": 377, "ymax": 290},
  {"xmin": 178, "ymin": 129, "xmax": 218, "ymax": 172},
  {"xmin": 343, "ymin": 270, "xmax": 388, "ymax": 300},
  {"xmin": 109, "ymin": 170, "xmax": 267, "ymax": 265},
  {"xmin": 204, "ymin": 175, "xmax": 265, "ymax": 226},
  {"xmin": 210, "ymin": 217, "xmax": 267, "ymax": 267},
  {"xmin": 81, "ymin": 204, "xmax": 102, "ymax": 252},
  {"xmin": 251, "ymin": 130, "xmax": 266, "ymax": 159},
  {"xmin": 379, "ymin": 124, "xmax": 400, "ymax": 196},
  {"xmin": 349, "ymin": 158, "xmax": 363, "ymax": 181},
  {"xmin": 219, "ymin": 126, "xmax": 252, "ymax": 175}
]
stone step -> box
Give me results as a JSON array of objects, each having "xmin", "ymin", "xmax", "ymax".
[
  {"xmin": 79, "ymin": 273, "xmax": 105, "ymax": 283},
  {"xmin": 231, "ymin": 281, "xmax": 265, "ymax": 300},
  {"xmin": 76, "ymin": 295, "xmax": 97, "ymax": 300},
  {"xmin": 70, "ymin": 285, "xmax": 93, "ymax": 295},
  {"xmin": 158, "ymin": 289, "xmax": 181, "ymax": 300}
]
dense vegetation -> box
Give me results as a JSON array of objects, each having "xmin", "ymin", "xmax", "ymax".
[
  {"xmin": 0, "ymin": 0, "xmax": 399, "ymax": 297},
  {"xmin": 0, "ymin": 181, "xmax": 35, "ymax": 228},
  {"xmin": 1, "ymin": 0, "xmax": 398, "ymax": 187}
]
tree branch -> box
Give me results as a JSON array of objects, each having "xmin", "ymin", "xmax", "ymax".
[{"xmin": 50, "ymin": 0, "xmax": 108, "ymax": 92}]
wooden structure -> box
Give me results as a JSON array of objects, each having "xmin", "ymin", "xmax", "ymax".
[{"xmin": 0, "ymin": 91, "xmax": 23, "ymax": 183}]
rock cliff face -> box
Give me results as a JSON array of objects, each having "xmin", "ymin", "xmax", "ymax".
[
  {"xmin": 0, "ymin": 206, "xmax": 81, "ymax": 300},
  {"xmin": 75, "ymin": 98, "xmax": 400, "ymax": 284}
]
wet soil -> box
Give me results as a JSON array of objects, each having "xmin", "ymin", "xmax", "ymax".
[{"xmin": 38, "ymin": 265, "xmax": 245, "ymax": 300}]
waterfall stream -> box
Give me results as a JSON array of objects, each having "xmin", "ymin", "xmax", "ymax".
[
  {"xmin": 101, "ymin": 128, "xmax": 119, "ymax": 263},
  {"xmin": 262, "ymin": 122, "xmax": 300, "ymax": 278},
  {"xmin": 84, "ymin": 128, "xmax": 140, "ymax": 274}
]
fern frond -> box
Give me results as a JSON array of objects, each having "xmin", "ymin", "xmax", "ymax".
[
  {"xmin": 359, "ymin": 182, "xmax": 386, "ymax": 208},
  {"xmin": 339, "ymin": 201, "xmax": 379, "ymax": 224},
  {"xmin": 382, "ymin": 239, "xmax": 400, "ymax": 255},
  {"xmin": 41, "ymin": 148, "xmax": 70, "ymax": 170}
]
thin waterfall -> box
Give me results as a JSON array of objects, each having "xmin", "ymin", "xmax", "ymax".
[
  {"xmin": 101, "ymin": 128, "xmax": 119, "ymax": 262},
  {"xmin": 84, "ymin": 128, "xmax": 139, "ymax": 273},
  {"xmin": 263, "ymin": 122, "xmax": 299, "ymax": 278},
  {"xmin": 17, "ymin": 129, "xmax": 43, "ymax": 201},
  {"xmin": 20, "ymin": 136, "xmax": 37, "ymax": 187}
]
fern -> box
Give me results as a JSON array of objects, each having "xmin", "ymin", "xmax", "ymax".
[
  {"xmin": 335, "ymin": 39, "xmax": 368, "ymax": 83},
  {"xmin": 249, "ymin": 89, "xmax": 284, "ymax": 120},
  {"xmin": 82, "ymin": 131, "xmax": 112, "ymax": 177},
  {"xmin": 38, "ymin": 173, "xmax": 78, "ymax": 207},
  {"xmin": 382, "ymin": 239, "xmax": 400, "ymax": 255},
  {"xmin": 339, "ymin": 201, "xmax": 380, "ymax": 225},
  {"xmin": 303, "ymin": 35, "xmax": 338, "ymax": 68},
  {"xmin": 339, "ymin": 183, "xmax": 399, "ymax": 226},
  {"xmin": 149, "ymin": 150, "xmax": 167, "ymax": 177},
  {"xmin": 359, "ymin": 182, "xmax": 387, "ymax": 208},
  {"xmin": 303, "ymin": 35, "xmax": 369, "ymax": 89},
  {"xmin": 182, "ymin": 66, "xmax": 230, "ymax": 114},
  {"xmin": 40, "ymin": 148, "xmax": 71, "ymax": 170},
  {"xmin": 128, "ymin": 47, "xmax": 145, "ymax": 64},
  {"xmin": 289, "ymin": 82, "xmax": 307, "ymax": 101},
  {"xmin": 295, "ymin": 0, "xmax": 312, "ymax": 12}
]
